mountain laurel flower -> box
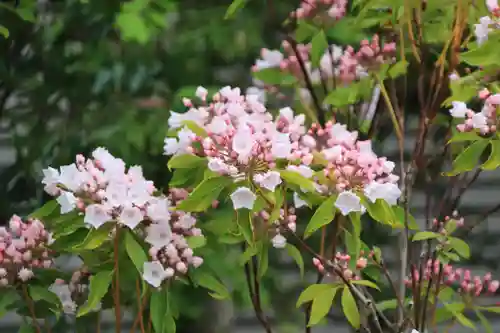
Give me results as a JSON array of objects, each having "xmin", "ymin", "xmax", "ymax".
[
  {"xmin": 56, "ymin": 192, "xmax": 78, "ymax": 214},
  {"xmin": 271, "ymin": 234, "xmax": 287, "ymax": 248},
  {"xmin": 449, "ymin": 101, "xmax": 468, "ymax": 118},
  {"xmin": 364, "ymin": 181, "xmax": 401, "ymax": 205},
  {"xmin": 231, "ymin": 187, "xmax": 257, "ymax": 210},
  {"xmin": 293, "ymin": 192, "xmax": 308, "ymax": 208},
  {"xmin": 143, "ymin": 261, "xmax": 168, "ymax": 288},
  {"xmin": 254, "ymin": 171, "xmax": 282, "ymax": 191},
  {"xmin": 335, "ymin": 191, "xmax": 363, "ymax": 216},
  {"xmin": 84, "ymin": 204, "xmax": 111, "ymax": 229},
  {"xmin": 145, "ymin": 223, "xmax": 173, "ymax": 249}
]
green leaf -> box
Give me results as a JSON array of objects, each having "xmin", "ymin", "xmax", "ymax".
[
  {"xmin": 237, "ymin": 211, "xmax": 254, "ymax": 246},
  {"xmin": 344, "ymin": 229, "xmax": 360, "ymax": 269},
  {"xmin": 239, "ymin": 244, "xmax": 259, "ymax": 265},
  {"xmin": 167, "ymin": 154, "xmax": 205, "ymax": 170},
  {"xmin": 177, "ymin": 176, "xmax": 232, "ymax": 212},
  {"xmin": 192, "ymin": 270, "xmax": 230, "ymax": 300},
  {"xmin": 182, "ymin": 120, "xmax": 208, "ymax": 138},
  {"xmin": 448, "ymin": 139, "xmax": 489, "ymax": 175},
  {"xmin": 150, "ymin": 289, "xmax": 168, "ymax": 333},
  {"xmin": 0, "ymin": 25, "xmax": 9, "ymax": 38},
  {"xmin": 341, "ymin": 288, "xmax": 360, "ymax": 329},
  {"xmin": 308, "ymin": 287, "xmax": 337, "ymax": 326},
  {"xmin": 295, "ymin": 21, "xmax": 318, "ymax": 42},
  {"xmin": 363, "ymin": 198, "xmax": 397, "ymax": 225},
  {"xmin": 0, "ymin": 289, "xmax": 20, "ymax": 317},
  {"xmin": 224, "ymin": 0, "xmax": 247, "ymax": 19},
  {"xmin": 253, "ymin": 68, "xmax": 297, "ymax": 86},
  {"xmin": 351, "ymin": 280, "xmax": 380, "ymax": 291},
  {"xmin": 477, "ymin": 306, "xmax": 500, "ymax": 314},
  {"xmin": 18, "ymin": 323, "xmax": 35, "ymax": 333},
  {"xmin": 29, "ymin": 285, "xmax": 62, "ymax": 315},
  {"xmin": 412, "ymin": 231, "xmax": 441, "ymax": 241},
  {"xmin": 388, "ymin": 60, "xmax": 408, "ymax": 79},
  {"xmin": 448, "ymin": 131, "xmax": 481, "ymax": 143},
  {"xmin": 29, "ymin": 200, "xmax": 58, "ymax": 219},
  {"xmin": 116, "ymin": 12, "xmax": 150, "ymax": 44},
  {"xmin": 323, "ymin": 84, "xmax": 359, "ymax": 107},
  {"xmin": 460, "ymin": 38, "xmax": 500, "ymax": 66},
  {"xmin": 482, "ymin": 140, "xmax": 500, "ymax": 170},
  {"xmin": 475, "ymin": 309, "xmax": 493, "ymax": 333},
  {"xmin": 304, "ymin": 195, "xmax": 336, "ymax": 238},
  {"xmin": 448, "ymin": 237, "xmax": 470, "ymax": 259},
  {"xmin": 310, "ymin": 30, "xmax": 328, "ymax": 67},
  {"xmin": 296, "ymin": 284, "xmax": 337, "ymax": 307},
  {"xmin": 77, "ymin": 270, "xmax": 113, "ymax": 317},
  {"xmin": 393, "ymin": 206, "xmax": 419, "ymax": 230},
  {"xmin": 376, "ymin": 299, "xmax": 398, "ymax": 311},
  {"xmin": 74, "ymin": 224, "xmax": 112, "ymax": 250},
  {"xmin": 186, "ymin": 236, "xmax": 206, "ymax": 249},
  {"xmin": 125, "ymin": 230, "xmax": 148, "ymax": 273},
  {"xmin": 286, "ymin": 244, "xmax": 304, "ymax": 278},
  {"xmin": 279, "ymin": 170, "xmax": 316, "ymax": 192},
  {"xmin": 258, "ymin": 243, "xmax": 269, "ymax": 279}
]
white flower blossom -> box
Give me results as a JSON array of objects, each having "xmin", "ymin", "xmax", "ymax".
[
  {"xmin": 293, "ymin": 192, "xmax": 308, "ymax": 208},
  {"xmin": 147, "ymin": 198, "xmax": 171, "ymax": 223},
  {"xmin": 472, "ymin": 112, "xmax": 488, "ymax": 129},
  {"xmin": 84, "ymin": 204, "xmax": 111, "ymax": 229},
  {"xmin": 119, "ymin": 205, "xmax": 144, "ymax": 229},
  {"xmin": 364, "ymin": 181, "xmax": 401, "ymax": 205},
  {"xmin": 195, "ymin": 86, "xmax": 208, "ymax": 100},
  {"xmin": 272, "ymin": 234, "xmax": 287, "ymax": 248},
  {"xmin": 254, "ymin": 171, "xmax": 282, "ymax": 191},
  {"xmin": 143, "ymin": 261, "xmax": 167, "ymax": 288},
  {"xmin": 146, "ymin": 222, "xmax": 172, "ymax": 248},
  {"xmin": 335, "ymin": 191, "xmax": 363, "ymax": 216},
  {"xmin": 230, "ymin": 187, "xmax": 256, "ymax": 210},
  {"xmin": 57, "ymin": 192, "xmax": 77, "ymax": 214},
  {"xmin": 449, "ymin": 101, "xmax": 468, "ymax": 118}
]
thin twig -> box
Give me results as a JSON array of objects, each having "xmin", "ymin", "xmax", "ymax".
[
  {"xmin": 22, "ymin": 284, "xmax": 42, "ymax": 333},
  {"xmin": 114, "ymin": 227, "xmax": 122, "ymax": 333}
]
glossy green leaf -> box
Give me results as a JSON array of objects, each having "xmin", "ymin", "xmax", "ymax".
[
  {"xmin": 77, "ymin": 270, "xmax": 112, "ymax": 317},
  {"xmin": 341, "ymin": 287, "xmax": 360, "ymax": 329},
  {"xmin": 125, "ymin": 230, "xmax": 148, "ymax": 273},
  {"xmin": 412, "ymin": 231, "xmax": 441, "ymax": 241},
  {"xmin": 448, "ymin": 139, "xmax": 489, "ymax": 175},
  {"xmin": 323, "ymin": 84, "xmax": 359, "ymax": 107},
  {"xmin": 460, "ymin": 38, "xmax": 500, "ymax": 66},
  {"xmin": 252, "ymin": 68, "xmax": 297, "ymax": 86},
  {"xmin": 475, "ymin": 309, "xmax": 493, "ymax": 333},
  {"xmin": 393, "ymin": 206, "xmax": 419, "ymax": 230},
  {"xmin": 279, "ymin": 170, "xmax": 316, "ymax": 192},
  {"xmin": 351, "ymin": 280, "xmax": 380, "ymax": 291},
  {"xmin": 304, "ymin": 195, "xmax": 337, "ymax": 238},
  {"xmin": 150, "ymin": 289, "xmax": 168, "ymax": 333},
  {"xmin": 364, "ymin": 198, "xmax": 397, "ymax": 225},
  {"xmin": 448, "ymin": 131, "xmax": 482, "ymax": 143},
  {"xmin": 116, "ymin": 12, "xmax": 150, "ymax": 44},
  {"xmin": 177, "ymin": 176, "xmax": 232, "ymax": 212},
  {"xmin": 482, "ymin": 140, "xmax": 500, "ymax": 170},
  {"xmin": 296, "ymin": 284, "xmax": 336, "ymax": 307},
  {"xmin": 186, "ymin": 235, "xmax": 206, "ymax": 249},
  {"xmin": 388, "ymin": 60, "xmax": 408, "ymax": 78},
  {"xmin": 182, "ymin": 120, "xmax": 208, "ymax": 138},
  {"xmin": 74, "ymin": 224, "xmax": 112, "ymax": 250},
  {"xmin": 308, "ymin": 287, "xmax": 337, "ymax": 326},
  {"xmin": 286, "ymin": 243, "xmax": 304, "ymax": 278},
  {"xmin": 239, "ymin": 244, "xmax": 259, "ymax": 265},
  {"xmin": 167, "ymin": 154, "xmax": 205, "ymax": 170},
  {"xmin": 0, "ymin": 289, "xmax": 20, "ymax": 317},
  {"xmin": 448, "ymin": 237, "xmax": 470, "ymax": 259},
  {"xmin": 192, "ymin": 270, "xmax": 230, "ymax": 300},
  {"xmin": 225, "ymin": 0, "xmax": 247, "ymax": 19},
  {"xmin": 0, "ymin": 25, "xmax": 9, "ymax": 38},
  {"xmin": 29, "ymin": 200, "xmax": 58, "ymax": 219},
  {"xmin": 258, "ymin": 243, "xmax": 269, "ymax": 279},
  {"xmin": 310, "ymin": 30, "xmax": 328, "ymax": 67}
]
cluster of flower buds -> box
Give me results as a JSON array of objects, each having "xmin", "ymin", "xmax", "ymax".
[
  {"xmin": 432, "ymin": 211, "xmax": 465, "ymax": 235},
  {"xmin": 450, "ymin": 91, "xmax": 500, "ymax": 135},
  {"xmin": 290, "ymin": 0, "xmax": 348, "ymax": 20},
  {"xmin": 406, "ymin": 260, "xmax": 500, "ymax": 297},
  {"xmin": 474, "ymin": 0, "xmax": 500, "ymax": 45},
  {"xmin": 142, "ymin": 188, "xmax": 203, "ymax": 288},
  {"xmin": 42, "ymin": 148, "xmax": 159, "ymax": 230},
  {"xmin": 49, "ymin": 267, "xmax": 97, "ymax": 315},
  {"xmin": 0, "ymin": 215, "xmax": 53, "ymax": 286},
  {"xmin": 253, "ymin": 206, "xmax": 297, "ymax": 249},
  {"xmin": 307, "ymin": 121, "xmax": 401, "ymax": 216},
  {"xmin": 312, "ymin": 251, "xmax": 371, "ymax": 281}
]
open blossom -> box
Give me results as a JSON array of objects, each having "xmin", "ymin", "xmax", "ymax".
[
  {"xmin": 142, "ymin": 189, "xmax": 204, "ymax": 288},
  {"xmin": 42, "ymin": 148, "xmax": 163, "ymax": 230},
  {"xmin": 335, "ymin": 191, "xmax": 363, "ymax": 216},
  {"xmin": 452, "ymin": 93, "xmax": 500, "ymax": 135},
  {"xmin": 254, "ymin": 171, "xmax": 282, "ymax": 191},
  {"xmin": 231, "ymin": 187, "xmax": 257, "ymax": 210}
]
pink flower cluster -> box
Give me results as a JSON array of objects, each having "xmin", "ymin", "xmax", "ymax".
[
  {"xmin": 50, "ymin": 268, "xmax": 97, "ymax": 315},
  {"xmin": 142, "ymin": 188, "xmax": 204, "ymax": 288},
  {"xmin": 449, "ymin": 90, "xmax": 500, "ymax": 135},
  {"xmin": 474, "ymin": 0, "xmax": 500, "ymax": 45},
  {"xmin": 42, "ymin": 148, "xmax": 159, "ymax": 230},
  {"xmin": 431, "ymin": 211, "xmax": 464, "ymax": 234},
  {"xmin": 313, "ymin": 251, "xmax": 371, "ymax": 281},
  {"xmin": 254, "ymin": 206, "xmax": 297, "ymax": 248},
  {"xmin": 290, "ymin": 0, "xmax": 348, "ymax": 20},
  {"xmin": 0, "ymin": 215, "xmax": 53, "ymax": 285},
  {"xmin": 164, "ymin": 87, "xmax": 306, "ymax": 176},
  {"xmin": 406, "ymin": 261, "xmax": 500, "ymax": 297}
]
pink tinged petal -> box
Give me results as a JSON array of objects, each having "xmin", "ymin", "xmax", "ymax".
[
  {"xmin": 334, "ymin": 191, "xmax": 363, "ymax": 216},
  {"xmin": 230, "ymin": 187, "xmax": 256, "ymax": 210},
  {"xmin": 143, "ymin": 261, "xmax": 167, "ymax": 288},
  {"xmin": 271, "ymin": 234, "xmax": 287, "ymax": 248},
  {"xmin": 119, "ymin": 205, "xmax": 144, "ymax": 229},
  {"xmin": 84, "ymin": 204, "xmax": 111, "ymax": 229},
  {"xmin": 56, "ymin": 192, "xmax": 77, "ymax": 214}
]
